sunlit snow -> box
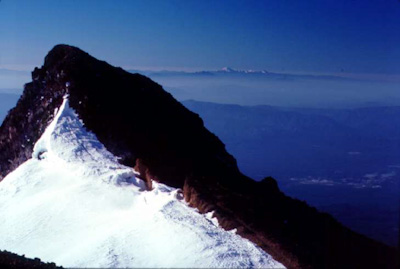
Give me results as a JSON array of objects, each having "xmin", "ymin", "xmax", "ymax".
[{"xmin": 0, "ymin": 96, "xmax": 283, "ymax": 268}]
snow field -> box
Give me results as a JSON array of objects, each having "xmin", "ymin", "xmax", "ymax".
[{"xmin": 0, "ymin": 97, "xmax": 284, "ymax": 268}]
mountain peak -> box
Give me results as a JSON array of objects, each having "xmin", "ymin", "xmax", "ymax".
[
  {"xmin": 3, "ymin": 44, "xmax": 238, "ymax": 185},
  {"xmin": 218, "ymin": 67, "xmax": 269, "ymax": 74},
  {"xmin": 0, "ymin": 45, "xmax": 397, "ymax": 269},
  {"xmin": 42, "ymin": 44, "xmax": 86, "ymax": 68},
  {"xmin": 46, "ymin": 44, "xmax": 86, "ymax": 58},
  {"xmin": 220, "ymin": 66, "xmax": 236, "ymax": 72}
]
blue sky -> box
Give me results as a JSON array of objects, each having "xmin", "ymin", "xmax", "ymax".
[{"xmin": 1, "ymin": 0, "xmax": 399, "ymax": 74}]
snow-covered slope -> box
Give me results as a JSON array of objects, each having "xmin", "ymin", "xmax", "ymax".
[{"xmin": 0, "ymin": 96, "xmax": 283, "ymax": 268}]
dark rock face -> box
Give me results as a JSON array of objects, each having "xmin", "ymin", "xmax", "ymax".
[
  {"xmin": 0, "ymin": 250, "xmax": 61, "ymax": 269},
  {"xmin": 0, "ymin": 68, "xmax": 66, "ymax": 179},
  {"xmin": 0, "ymin": 45, "xmax": 398, "ymax": 268}
]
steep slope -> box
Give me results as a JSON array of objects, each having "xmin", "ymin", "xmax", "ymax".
[
  {"xmin": 0, "ymin": 97, "xmax": 282, "ymax": 268},
  {"xmin": 0, "ymin": 45, "xmax": 398, "ymax": 268},
  {"xmin": 182, "ymin": 100, "xmax": 400, "ymax": 247}
]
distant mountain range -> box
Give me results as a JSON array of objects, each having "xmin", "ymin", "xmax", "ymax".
[
  {"xmin": 127, "ymin": 67, "xmax": 360, "ymax": 82},
  {"xmin": 183, "ymin": 100, "xmax": 400, "ymax": 181},
  {"xmin": 183, "ymin": 100, "xmax": 400, "ymax": 246}
]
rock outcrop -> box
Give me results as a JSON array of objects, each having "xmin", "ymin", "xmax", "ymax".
[
  {"xmin": 0, "ymin": 45, "xmax": 398, "ymax": 268},
  {"xmin": 0, "ymin": 250, "xmax": 61, "ymax": 269}
]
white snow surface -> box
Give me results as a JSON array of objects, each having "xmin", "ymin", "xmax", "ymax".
[{"xmin": 0, "ymin": 97, "xmax": 284, "ymax": 268}]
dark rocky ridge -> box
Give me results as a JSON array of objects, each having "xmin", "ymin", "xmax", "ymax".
[
  {"xmin": 0, "ymin": 45, "xmax": 398, "ymax": 268},
  {"xmin": 0, "ymin": 250, "xmax": 61, "ymax": 269}
]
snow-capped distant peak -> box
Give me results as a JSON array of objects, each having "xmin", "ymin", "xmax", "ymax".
[
  {"xmin": 218, "ymin": 67, "xmax": 269, "ymax": 74},
  {"xmin": 0, "ymin": 97, "xmax": 283, "ymax": 268},
  {"xmin": 220, "ymin": 67, "xmax": 236, "ymax": 72}
]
